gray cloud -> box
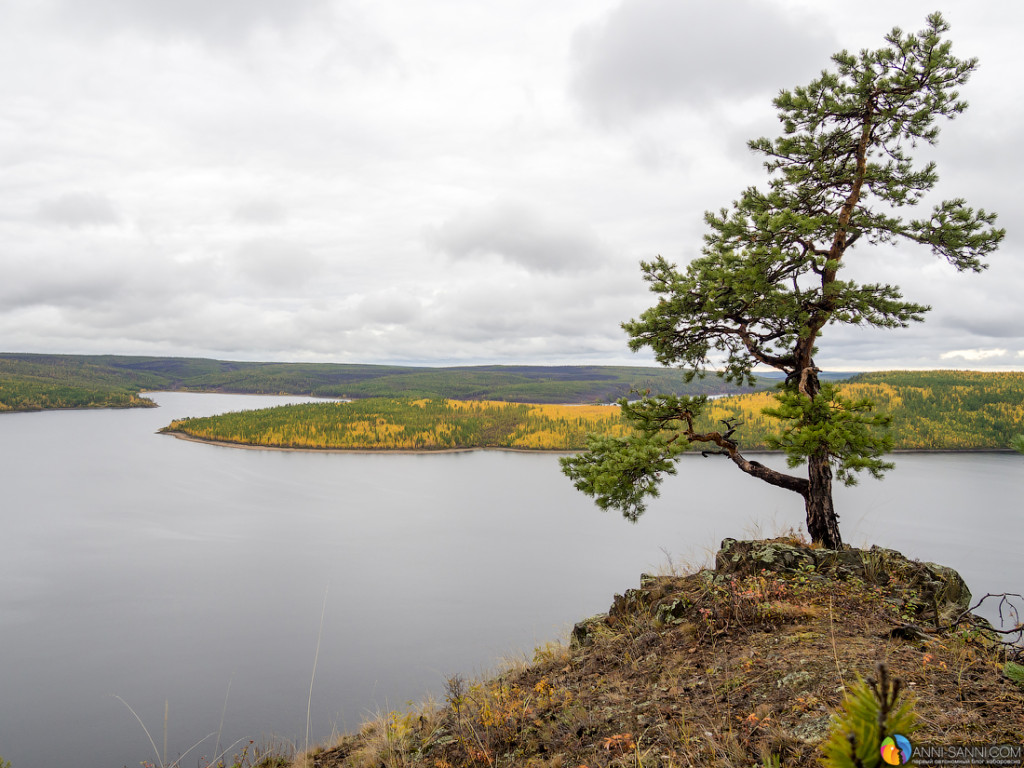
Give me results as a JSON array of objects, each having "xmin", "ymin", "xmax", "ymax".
[
  {"xmin": 934, "ymin": 254, "xmax": 1024, "ymax": 340},
  {"xmin": 430, "ymin": 202, "xmax": 611, "ymax": 274},
  {"xmin": 926, "ymin": 112, "xmax": 1024, "ymax": 225},
  {"xmin": 399, "ymin": 264, "xmax": 650, "ymax": 359},
  {"xmin": 228, "ymin": 239, "xmax": 324, "ymax": 290},
  {"xmin": 570, "ymin": 0, "xmax": 836, "ymax": 123},
  {"xmin": 357, "ymin": 289, "xmax": 423, "ymax": 326},
  {"xmin": 36, "ymin": 192, "xmax": 120, "ymax": 228},
  {"xmin": 2, "ymin": 269, "xmax": 127, "ymax": 311},
  {"xmin": 942, "ymin": 314, "xmax": 1024, "ymax": 340}
]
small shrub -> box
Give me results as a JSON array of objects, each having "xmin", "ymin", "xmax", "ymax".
[
  {"xmin": 821, "ymin": 664, "xmax": 917, "ymax": 768},
  {"xmin": 1005, "ymin": 661, "xmax": 1024, "ymax": 687}
]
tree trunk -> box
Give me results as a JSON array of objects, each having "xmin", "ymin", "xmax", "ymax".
[{"xmin": 805, "ymin": 451, "xmax": 842, "ymax": 549}]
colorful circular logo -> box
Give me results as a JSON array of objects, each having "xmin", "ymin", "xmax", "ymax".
[{"xmin": 880, "ymin": 734, "xmax": 912, "ymax": 765}]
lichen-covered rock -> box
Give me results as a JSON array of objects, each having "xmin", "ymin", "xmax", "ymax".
[
  {"xmin": 571, "ymin": 614, "xmax": 608, "ymax": 648},
  {"xmin": 610, "ymin": 587, "xmax": 651, "ymax": 622},
  {"xmin": 922, "ymin": 561, "xmax": 972, "ymax": 619},
  {"xmin": 715, "ymin": 538, "xmax": 972, "ymax": 625},
  {"xmin": 716, "ymin": 537, "xmax": 817, "ymax": 576},
  {"xmin": 811, "ymin": 547, "xmax": 865, "ymax": 578},
  {"xmin": 575, "ymin": 538, "xmax": 974, "ymax": 650},
  {"xmin": 791, "ymin": 713, "xmax": 832, "ymax": 743},
  {"xmin": 655, "ymin": 597, "xmax": 691, "ymax": 625}
]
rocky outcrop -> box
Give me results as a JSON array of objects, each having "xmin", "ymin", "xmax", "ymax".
[
  {"xmin": 715, "ymin": 537, "xmax": 973, "ymax": 624},
  {"xmin": 573, "ymin": 537, "xmax": 975, "ymax": 646}
]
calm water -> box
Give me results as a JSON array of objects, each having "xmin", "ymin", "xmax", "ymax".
[{"xmin": 1, "ymin": 392, "xmax": 1022, "ymax": 768}]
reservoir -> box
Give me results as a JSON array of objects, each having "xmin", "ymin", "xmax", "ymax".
[{"xmin": 1, "ymin": 392, "xmax": 1021, "ymax": 767}]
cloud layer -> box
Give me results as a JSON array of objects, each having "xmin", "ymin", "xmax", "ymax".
[{"xmin": 0, "ymin": 0, "xmax": 1020, "ymax": 369}]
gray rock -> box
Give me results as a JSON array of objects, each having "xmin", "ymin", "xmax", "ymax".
[
  {"xmin": 716, "ymin": 537, "xmax": 816, "ymax": 576},
  {"xmin": 777, "ymin": 670, "xmax": 814, "ymax": 689},
  {"xmin": 655, "ymin": 597, "xmax": 691, "ymax": 625},
  {"xmin": 791, "ymin": 713, "xmax": 832, "ymax": 743},
  {"xmin": 571, "ymin": 614, "xmax": 608, "ymax": 648},
  {"xmin": 714, "ymin": 538, "xmax": 973, "ymax": 626}
]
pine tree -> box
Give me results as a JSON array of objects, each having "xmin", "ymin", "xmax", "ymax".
[{"xmin": 561, "ymin": 14, "xmax": 1004, "ymax": 548}]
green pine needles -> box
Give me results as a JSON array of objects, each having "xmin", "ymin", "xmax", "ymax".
[
  {"xmin": 761, "ymin": 383, "xmax": 894, "ymax": 486},
  {"xmin": 562, "ymin": 13, "xmax": 1004, "ymax": 548},
  {"xmin": 821, "ymin": 665, "xmax": 919, "ymax": 768}
]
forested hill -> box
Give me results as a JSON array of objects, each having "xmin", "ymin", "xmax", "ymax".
[
  {"xmin": 0, "ymin": 354, "xmax": 160, "ymax": 412},
  {"xmin": 0, "ymin": 353, "xmax": 774, "ymax": 411},
  {"xmin": 7, "ymin": 354, "xmax": 1024, "ymax": 451},
  {"xmin": 696, "ymin": 370, "xmax": 1024, "ymax": 451}
]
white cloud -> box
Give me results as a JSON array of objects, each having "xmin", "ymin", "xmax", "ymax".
[{"xmin": 940, "ymin": 348, "xmax": 1010, "ymax": 362}]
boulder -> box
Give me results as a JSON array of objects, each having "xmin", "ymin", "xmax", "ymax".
[
  {"xmin": 716, "ymin": 537, "xmax": 817, "ymax": 576},
  {"xmin": 715, "ymin": 538, "xmax": 972, "ymax": 625},
  {"xmin": 571, "ymin": 614, "xmax": 608, "ymax": 648}
]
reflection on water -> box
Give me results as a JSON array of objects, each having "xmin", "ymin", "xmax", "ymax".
[{"xmin": 0, "ymin": 392, "xmax": 1021, "ymax": 767}]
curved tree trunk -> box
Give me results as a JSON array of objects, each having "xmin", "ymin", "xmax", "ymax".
[
  {"xmin": 806, "ymin": 451, "xmax": 842, "ymax": 549},
  {"xmin": 795, "ymin": 366, "xmax": 844, "ymax": 549}
]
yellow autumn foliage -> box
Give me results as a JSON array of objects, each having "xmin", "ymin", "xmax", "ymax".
[{"xmin": 164, "ymin": 397, "xmax": 627, "ymax": 451}]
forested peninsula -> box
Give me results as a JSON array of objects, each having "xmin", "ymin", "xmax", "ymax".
[{"xmin": 160, "ymin": 371, "xmax": 1024, "ymax": 452}]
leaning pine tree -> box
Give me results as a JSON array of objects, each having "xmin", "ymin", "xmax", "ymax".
[{"xmin": 561, "ymin": 14, "xmax": 1003, "ymax": 549}]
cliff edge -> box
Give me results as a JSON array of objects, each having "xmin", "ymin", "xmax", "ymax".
[{"xmin": 301, "ymin": 537, "xmax": 1023, "ymax": 768}]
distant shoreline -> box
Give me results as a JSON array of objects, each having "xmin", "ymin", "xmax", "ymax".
[
  {"xmin": 159, "ymin": 430, "xmax": 578, "ymax": 455},
  {"xmin": 159, "ymin": 430, "xmax": 1016, "ymax": 456},
  {"xmin": 0, "ymin": 399, "xmax": 157, "ymax": 415}
]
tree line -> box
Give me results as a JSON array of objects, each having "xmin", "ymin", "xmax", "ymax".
[
  {"xmin": 696, "ymin": 371, "xmax": 1024, "ymax": 451},
  {"xmin": 161, "ymin": 398, "xmax": 630, "ymax": 451},
  {"xmin": 161, "ymin": 371, "xmax": 1024, "ymax": 453}
]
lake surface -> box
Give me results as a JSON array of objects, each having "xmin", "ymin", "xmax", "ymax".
[{"xmin": 1, "ymin": 392, "xmax": 1022, "ymax": 767}]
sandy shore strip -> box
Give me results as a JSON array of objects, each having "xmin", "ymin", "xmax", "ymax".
[
  {"xmin": 159, "ymin": 429, "xmax": 577, "ymax": 455},
  {"xmin": 160, "ymin": 431, "xmax": 1017, "ymax": 456}
]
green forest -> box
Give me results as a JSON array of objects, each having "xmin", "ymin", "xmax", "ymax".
[
  {"xmin": 0, "ymin": 356, "xmax": 158, "ymax": 412},
  {"xmin": 0, "ymin": 353, "xmax": 774, "ymax": 411},
  {"xmin": 161, "ymin": 371, "xmax": 1024, "ymax": 452},
  {"xmin": 694, "ymin": 371, "xmax": 1024, "ymax": 451}
]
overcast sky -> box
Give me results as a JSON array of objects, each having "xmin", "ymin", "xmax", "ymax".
[{"xmin": 1, "ymin": 0, "xmax": 1020, "ymax": 370}]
